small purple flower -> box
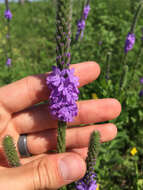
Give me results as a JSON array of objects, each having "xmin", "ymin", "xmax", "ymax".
[
  {"xmin": 98, "ymin": 41, "xmax": 102, "ymax": 45},
  {"xmin": 139, "ymin": 89, "xmax": 143, "ymax": 97},
  {"xmin": 6, "ymin": 58, "xmax": 11, "ymax": 67},
  {"xmin": 140, "ymin": 77, "xmax": 143, "ymax": 84},
  {"xmin": 6, "ymin": 34, "xmax": 10, "ymax": 39},
  {"xmin": 77, "ymin": 20, "xmax": 86, "ymax": 31},
  {"xmin": 124, "ymin": 33, "xmax": 135, "ymax": 54},
  {"xmin": 83, "ymin": 5, "xmax": 90, "ymax": 19},
  {"xmin": 4, "ymin": 9, "xmax": 12, "ymax": 20},
  {"xmin": 46, "ymin": 66, "xmax": 79, "ymax": 122},
  {"xmin": 76, "ymin": 172, "xmax": 97, "ymax": 190},
  {"xmin": 76, "ymin": 20, "xmax": 86, "ymax": 41},
  {"xmin": 76, "ymin": 4, "xmax": 90, "ymax": 41}
]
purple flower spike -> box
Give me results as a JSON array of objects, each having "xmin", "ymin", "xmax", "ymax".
[
  {"xmin": 46, "ymin": 66, "xmax": 79, "ymax": 122},
  {"xmin": 6, "ymin": 58, "xmax": 11, "ymax": 67},
  {"xmin": 4, "ymin": 9, "xmax": 12, "ymax": 20},
  {"xmin": 140, "ymin": 77, "xmax": 143, "ymax": 84},
  {"xmin": 124, "ymin": 33, "xmax": 135, "ymax": 54},
  {"xmin": 84, "ymin": 5, "xmax": 90, "ymax": 19},
  {"xmin": 76, "ymin": 3, "xmax": 90, "ymax": 41}
]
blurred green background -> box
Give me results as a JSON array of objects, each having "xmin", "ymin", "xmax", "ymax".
[{"xmin": 1, "ymin": 0, "xmax": 143, "ymax": 189}]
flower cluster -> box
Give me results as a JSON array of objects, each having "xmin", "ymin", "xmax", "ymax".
[
  {"xmin": 76, "ymin": 4, "xmax": 90, "ymax": 40},
  {"xmin": 4, "ymin": 9, "xmax": 12, "ymax": 20},
  {"xmin": 46, "ymin": 66, "xmax": 79, "ymax": 122},
  {"xmin": 76, "ymin": 157, "xmax": 97, "ymax": 190},
  {"xmin": 76, "ymin": 167, "xmax": 97, "ymax": 190},
  {"xmin": 75, "ymin": 131, "xmax": 100, "ymax": 190},
  {"xmin": 124, "ymin": 33, "xmax": 135, "ymax": 53}
]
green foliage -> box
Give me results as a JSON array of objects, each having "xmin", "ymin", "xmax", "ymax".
[{"xmin": 0, "ymin": 0, "xmax": 143, "ymax": 189}]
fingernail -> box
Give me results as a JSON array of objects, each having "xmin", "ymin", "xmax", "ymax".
[{"xmin": 59, "ymin": 155, "xmax": 85, "ymax": 181}]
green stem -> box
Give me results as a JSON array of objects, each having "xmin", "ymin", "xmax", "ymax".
[
  {"xmin": 130, "ymin": 1, "xmax": 143, "ymax": 33},
  {"xmin": 127, "ymin": 41, "xmax": 143, "ymax": 92},
  {"xmin": 135, "ymin": 161, "xmax": 139, "ymax": 190},
  {"xmin": 118, "ymin": 54, "xmax": 127, "ymax": 92},
  {"xmin": 132, "ymin": 41, "xmax": 143, "ymax": 79},
  {"xmin": 57, "ymin": 121, "xmax": 67, "ymax": 190},
  {"xmin": 57, "ymin": 121, "xmax": 67, "ymax": 153},
  {"xmin": 119, "ymin": 65, "xmax": 128, "ymax": 91},
  {"xmin": 5, "ymin": 0, "xmax": 9, "ymax": 10}
]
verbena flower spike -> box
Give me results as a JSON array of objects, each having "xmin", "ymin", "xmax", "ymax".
[
  {"xmin": 119, "ymin": 1, "xmax": 143, "ymax": 94},
  {"xmin": 3, "ymin": 136, "xmax": 21, "ymax": 167},
  {"xmin": 105, "ymin": 52, "xmax": 112, "ymax": 82},
  {"xmin": 46, "ymin": 0, "xmax": 79, "ymax": 126},
  {"xmin": 4, "ymin": 0, "xmax": 12, "ymax": 67},
  {"xmin": 4, "ymin": 0, "xmax": 12, "ymax": 20},
  {"xmin": 124, "ymin": 1, "xmax": 143, "ymax": 54},
  {"xmin": 46, "ymin": 0, "xmax": 79, "ymax": 170},
  {"xmin": 4, "ymin": 9, "xmax": 12, "ymax": 20},
  {"xmin": 124, "ymin": 33, "xmax": 135, "ymax": 54},
  {"xmin": 76, "ymin": 0, "xmax": 91, "ymax": 41},
  {"xmin": 46, "ymin": 1, "xmax": 93, "ymax": 189},
  {"xmin": 6, "ymin": 58, "xmax": 11, "ymax": 67},
  {"xmin": 75, "ymin": 131, "xmax": 100, "ymax": 190}
]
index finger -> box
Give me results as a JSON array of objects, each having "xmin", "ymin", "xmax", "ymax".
[{"xmin": 0, "ymin": 61, "xmax": 100, "ymax": 113}]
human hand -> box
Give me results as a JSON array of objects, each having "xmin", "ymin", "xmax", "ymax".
[{"xmin": 0, "ymin": 61, "xmax": 121, "ymax": 190}]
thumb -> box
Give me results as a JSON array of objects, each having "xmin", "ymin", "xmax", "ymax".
[{"xmin": 0, "ymin": 153, "xmax": 86, "ymax": 190}]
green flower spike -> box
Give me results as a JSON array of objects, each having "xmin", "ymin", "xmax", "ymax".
[{"xmin": 3, "ymin": 135, "xmax": 21, "ymax": 167}]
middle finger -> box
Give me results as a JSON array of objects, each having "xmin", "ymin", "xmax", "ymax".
[{"xmin": 12, "ymin": 99, "xmax": 121, "ymax": 134}]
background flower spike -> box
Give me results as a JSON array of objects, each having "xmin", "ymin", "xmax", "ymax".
[
  {"xmin": 74, "ymin": 131, "xmax": 101, "ymax": 190},
  {"xmin": 105, "ymin": 52, "xmax": 112, "ymax": 82},
  {"xmin": 3, "ymin": 135, "xmax": 21, "ymax": 167},
  {"xmin": 4, "ymin": 0, "xmax": 12, "ymax": 68}
]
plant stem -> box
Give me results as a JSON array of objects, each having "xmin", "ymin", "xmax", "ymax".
[
  {"xmin": 57, "ymin": 121, "xmax": 67, "ymax": 153},
  {"xmin": 130, "ymin": 1, "xmax": 143, "ymax": 33}
]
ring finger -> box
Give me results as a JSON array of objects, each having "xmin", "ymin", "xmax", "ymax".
[{"xmin": 27, "ymin": 123, "xmax": 117, "ymax": 155}]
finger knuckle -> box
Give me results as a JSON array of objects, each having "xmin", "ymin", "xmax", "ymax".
[
  {"xmin": 25, "ymin": 76, "xmax": 36, "ymax": 103},
  {"xmin": 0, "ymin": 104, "xmax": 11, "ymax": 133},
  {"xmin": 33, "ymin": 156, "xmax": 61, "ymax": 189}
]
